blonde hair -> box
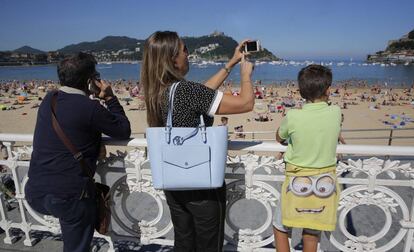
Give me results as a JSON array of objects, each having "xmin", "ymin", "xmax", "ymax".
[{"xmin": 141, "ymin": 31, "xmax": 184, "ymax": 127}]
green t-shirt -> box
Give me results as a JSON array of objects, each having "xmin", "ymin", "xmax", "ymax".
[{"xmin": 278, "ymin": 102, "xmax": 341, "ymax": 168}]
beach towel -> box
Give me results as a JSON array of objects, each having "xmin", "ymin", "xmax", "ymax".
[{"xmin": 281, "ymin": 163, "xmax": 340, "ymax": 231}]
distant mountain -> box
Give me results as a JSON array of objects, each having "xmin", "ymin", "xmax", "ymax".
[
  {"xmin": 13, "ymin": 46, "xmax": 45, "ymax": 54},
  {"xmin": 56, "ymin": 32, "xmax": 279, "ymax": 61},
  {"xmin": 58, "ymin": 36, "xmax": 144, "ymax": 54}
]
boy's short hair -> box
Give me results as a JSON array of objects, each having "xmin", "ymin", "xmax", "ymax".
[
  {"xmin": 298, "ymin": 64, "xmax": 332, "ymax": 101},
  {"xmin": 57, "ymin": 52, "xmax": 97, "ymax": 90}
]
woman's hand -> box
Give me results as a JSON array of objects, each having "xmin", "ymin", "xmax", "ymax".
[
  {"xmin": 204, "ymin": 39, "xmax": 251, "ymax": 90},
  {"xmin": 228, "ymin": 39, "xmax": 250, "ymax": 67},
  {"xmin": 215, "ymin": 55, "xmax": 255, "ymax": 115},
  {"xmin": 240, "ymin": 56, "xmax": 254, "ymax": 79}
]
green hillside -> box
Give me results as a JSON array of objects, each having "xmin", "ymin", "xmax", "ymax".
[
  {"xmin": 59, "ymin": 36, "xmax": 144, "ymax": 54},
  {"xmin": 57, "ymin": 33, "xmax": 278, "ymax": 61},
  {"xmin": 367, "ymin": 29, "xmax": 414, "ymax": 64}
]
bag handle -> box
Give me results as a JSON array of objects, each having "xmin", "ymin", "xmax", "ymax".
[
  {"xmin": 50, "ymin": 91, "xmax": 94, "ymax": 180},
  {"xmin": 165, "ymin": 82, "xmax": 207, "ymax": 145},
  {"xmin": 165, "ymin": 82, "xmax": 179, "ymax": 143}
]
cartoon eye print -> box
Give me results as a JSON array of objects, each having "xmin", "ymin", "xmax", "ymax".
[
  {"xmin": 288, "ymin": 174, "xmax": 336, "ymax": 197},
  {"xmin": 291, "ymin": 177, "xmax": 313, "ymax": 196},
  {"xmin": 314, "ymin": 176, "xmax": 335, "ymax": 197}
]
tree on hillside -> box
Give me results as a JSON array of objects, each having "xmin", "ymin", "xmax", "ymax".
[
  {"xmin": 408, "ymin": 29, "xmax": 414, "ymax": 39},
  {"xmin": 387, "ymin": 40, "xmax": 414, "ymax": 52}
]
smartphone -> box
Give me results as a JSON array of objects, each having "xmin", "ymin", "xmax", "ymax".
[
  {"xmin": 244, "ymin": 40, "xmax": 261, "ymax": 53},
  {"xmin": 88, "ymin": 72, "xmax": 101, "ymax": 96}
]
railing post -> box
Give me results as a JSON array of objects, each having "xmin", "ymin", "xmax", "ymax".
[
  {"xmin": 388, "ymin": 129, "xmax": 394, "ymax": 146},
  {"xmin": 2, "ymin": 141, "xmax": 13, "ymax": 161},
  {"xmin": 143, "ymin": 132, "xmax": 147, "ymax": 157},
  {"xmin": 0, "ymin": 192, "xmax": 16, "ymax": 244}
]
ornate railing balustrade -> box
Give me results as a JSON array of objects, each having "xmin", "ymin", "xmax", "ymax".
[{"xmin": 0, "ymin": 133, "xmax": 414, "ymax": 251}]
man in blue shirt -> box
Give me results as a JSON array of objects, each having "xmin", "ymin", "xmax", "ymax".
[{"xmin": 25, "ymin": 52, "xmax": 131, "ymax": 252}]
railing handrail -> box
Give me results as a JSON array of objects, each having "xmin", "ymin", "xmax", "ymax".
[
  {"xmin": 342, "ymin": 127, "xmax": 414, "ymax": 132},
  {"xmin": 128, "ymin": 127, "xmax": 414, "ymax": 136},
  {"xmin": 1, "ymin": 133, "xmax": 414, "ymax": 156}
]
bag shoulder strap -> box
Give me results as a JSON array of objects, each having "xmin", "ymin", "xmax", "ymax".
[
  {"xmin": 165, "ymin": 82, "xmax": 207, "ymax": 145},
  {"xmin": 50, "ymin": 91, "xmax": 94, "ymax": 179},
  {"xmin": 166, "ymin": 81, "xmax": 179, "ymax": 128}
]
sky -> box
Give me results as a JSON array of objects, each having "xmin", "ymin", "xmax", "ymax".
[{"xmin": 1, "ymin": 0, "xmax": 413, "ymax": 60}]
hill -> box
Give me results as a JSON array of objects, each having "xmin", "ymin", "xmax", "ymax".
[
  {"xmin": 13, "ymin": 46, "xmax": 45, "ymax": 54},
  {"xmin": 386, "ymin": 29, "xmax": 414, "ymax": 53},
  {"xmin": 183, "ymin": 33, "xmax": 278, "ymax": 61},
  {"xmin": 57, "ymin": 32, "xmax": 279, "ymax": 61},
  {"xmin": 367, "ymin": 29, "xmax": 414, "ymax": 64},
  {"xmin": 58, "ymin": 36, "xmax": 144, "ymax": 54}
]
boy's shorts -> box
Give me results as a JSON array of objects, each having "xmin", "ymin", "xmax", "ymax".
[{"xmin": 273, "ymin": 201, "xmax": 321, "ymax": 236}]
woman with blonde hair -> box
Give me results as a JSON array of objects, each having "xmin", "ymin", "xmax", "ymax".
[{"xmin": 141, "ymin": 31, "xmax": 254, "ymax": 251}]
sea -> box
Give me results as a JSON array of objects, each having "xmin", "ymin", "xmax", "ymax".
[{"xmin": 1, "ymin": 60, "xmax": 414, "ymax": 86}]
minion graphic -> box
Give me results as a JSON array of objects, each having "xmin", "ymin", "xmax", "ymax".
[{"xmin": 281, "ymin": 165, "xmax": 340, "ymax": 231}]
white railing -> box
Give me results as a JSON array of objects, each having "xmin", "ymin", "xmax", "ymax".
[{"xmin": 0, "ymin": 133, "xmax": 414, "ymax": 251}]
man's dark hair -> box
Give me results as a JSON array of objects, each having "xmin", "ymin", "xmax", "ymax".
[
  {"xmin": 57, "ymin": 52, "xmax": 97, "ymax": 90},
  {"xmin": 297, "ymin": 64, "xmax": 332, "ymax": 101}
]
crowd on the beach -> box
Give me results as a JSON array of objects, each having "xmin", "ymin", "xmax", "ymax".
[
  {"xmin": 0, "ymin": 79, "xmax": 146, "ymax": 111},
  {"xmin": 1, "ymin": 78, "xmax": 413, "ymax": 137},
  {"xmin": 1, "ymin": 78, "xmax": 413, "ymax": 113},
  {"xmin": 217, "ymin": 79, "xmax": 414, "ymax": 129}
]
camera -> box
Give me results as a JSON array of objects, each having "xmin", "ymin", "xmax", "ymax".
[
  {"xmin": 244, "ymin": 40, "xmax": 261, "ymax": 53},
  {"xmin": 88, "ymin": 72, "xmax": 101, "ymax": 96}
]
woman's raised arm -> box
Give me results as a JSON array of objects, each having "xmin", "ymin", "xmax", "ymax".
[
  {"xmin": 216, "ymin": 58, "xmax": 255, "ymax": 114},
  {"xmin": 204, "ymin": 40, "xmax": 249, "ymax": 90}
]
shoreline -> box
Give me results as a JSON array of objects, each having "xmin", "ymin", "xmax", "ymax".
[{"xmin": 1, "ymin": 80, "xmax": 412, "ymax": 89}]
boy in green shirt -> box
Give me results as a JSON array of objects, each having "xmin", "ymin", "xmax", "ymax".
[{"xmin": 273, "ymin": 65, "xmax": 341, "ymax": 252}]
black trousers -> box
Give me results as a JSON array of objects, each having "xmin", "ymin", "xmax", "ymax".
[
  {"xmin": 26, "ymin": 194, "xmax": 96, "ymax": 252},
  {"xmin": 164, "ymin": 183, "xmax": 226, "ymax": 252}
]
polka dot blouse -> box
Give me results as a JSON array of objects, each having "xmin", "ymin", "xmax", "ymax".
[{"xmin": 161, "ymin": 80, "xmax": 223, "ymax": 128}]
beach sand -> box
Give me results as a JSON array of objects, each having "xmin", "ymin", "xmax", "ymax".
[{"xmin": 0, "ymin": 85, "xmax": 413, "ymax": 147}]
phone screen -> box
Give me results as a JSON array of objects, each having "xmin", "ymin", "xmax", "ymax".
[
  {"xmin": 88, "ymin": 72, "xmax": 101, "ymax": 96},
  {"xmin": 245, "ymin": 41, "xmax": 258, "ymax": 52}
]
